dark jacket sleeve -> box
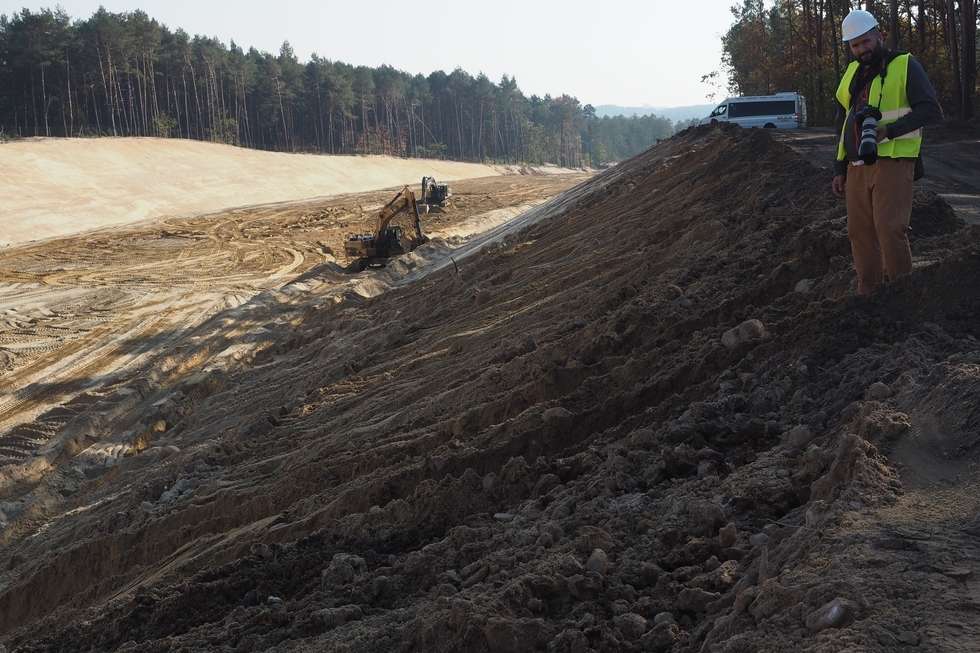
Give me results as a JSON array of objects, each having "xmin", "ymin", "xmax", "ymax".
[
  {"xmin": 833, "ymin": 102, "xmax": 848, "ymax": 177},
  {"xmin": 886, "ymin": 56, "xmax": 944, "ymax": 139}
]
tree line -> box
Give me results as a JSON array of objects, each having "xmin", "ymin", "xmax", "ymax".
[
  {"xmin": 0, "ymin": 7, "xmax": 679, "ymax": 166},
  {"xmin": 715, "ymin": 0, "xmax": 978, "ymax": 125}
]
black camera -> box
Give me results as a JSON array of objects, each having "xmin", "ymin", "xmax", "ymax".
[{"xmin": 856, "ymin": 106, "xmax": 882, "ymax": 165}]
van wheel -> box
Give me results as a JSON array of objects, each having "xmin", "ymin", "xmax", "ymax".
[
  {"xmin": 710, "ymin": 119, "xmax": 718, "ymax": 125},
  {"xmin": 764, "ymin": 123, "xmax": 776, "ymax": 129}
]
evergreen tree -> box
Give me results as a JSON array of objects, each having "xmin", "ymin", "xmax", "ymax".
[{"xmin": 0, "ymin": 6, "xmax": 684, "ymax": 163}]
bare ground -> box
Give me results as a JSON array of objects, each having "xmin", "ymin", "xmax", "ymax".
[
  {"xmin": 0, "ymin": 137, "xmax": 564, "ymax": 246},
  {"xmin": 1, "ymin": 125, "xmax": 979, "ymax": 653}
]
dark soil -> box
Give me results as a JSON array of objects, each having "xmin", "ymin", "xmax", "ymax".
[{"xmin": 2, "ymin": 124, "xmax": 980, "ymax": 653}]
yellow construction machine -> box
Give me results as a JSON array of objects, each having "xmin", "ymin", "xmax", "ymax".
[
  {"xmin": 344, "ymin": 186, "xmax": 429, "ymax": 270},
  {"xmin": 421, "ymin": 176, "xmax": 452, "ymax": 212}
]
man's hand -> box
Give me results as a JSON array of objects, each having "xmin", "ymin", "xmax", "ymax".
[
  {"xmin": 832, "ymin": 175, "xmax": 846, "ymax": 197},
  {"xmin": 876, "ymin": 125, "xmax": 889, "ymax": 142}
]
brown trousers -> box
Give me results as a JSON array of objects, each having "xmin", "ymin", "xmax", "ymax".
[{"xmin": 845, "ymin": 158, "xmax": 915, "ymax": 295}]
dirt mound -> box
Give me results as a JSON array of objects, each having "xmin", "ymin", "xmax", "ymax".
[
  {"xmin": 910, "ymin": 190, "xmax": 965, "ymax": 239},
  {"xmin": 2, "ymin": 125, "xmax": 980, "ymax": 652}
]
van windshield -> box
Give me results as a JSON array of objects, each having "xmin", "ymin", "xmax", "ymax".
[
  {"xmin": 709, "ymin": 104, "xmax": 727, "ymax": 117},
  {"xmin": 728, "ymin": 100, "xmax": 796, "ymax": 118}
]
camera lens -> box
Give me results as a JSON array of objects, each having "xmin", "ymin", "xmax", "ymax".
[{"xmin": 857, "ymin": 108, "xmax": 881, "ymax": 165}]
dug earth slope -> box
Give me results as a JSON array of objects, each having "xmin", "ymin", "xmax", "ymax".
[{"xmin": 2, "ymin": 125, "xmax": 980, "ymax": 652}]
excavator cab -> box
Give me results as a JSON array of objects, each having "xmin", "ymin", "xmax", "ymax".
[{"xmin": 344, "ymin": 186, "xmax": 428, "ymax": 270}]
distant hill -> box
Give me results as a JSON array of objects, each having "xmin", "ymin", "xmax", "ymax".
[{"xmin": 595, "ymin": 104, "xmax": 716, "ymax": 123}]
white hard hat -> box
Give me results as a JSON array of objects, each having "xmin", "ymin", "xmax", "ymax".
[{"xmin": 842, "ymin": 10, "xmax": 879, "ymax": 42}]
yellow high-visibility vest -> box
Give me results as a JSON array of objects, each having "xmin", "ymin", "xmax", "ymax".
[{"xmin": 835, "ymin": 53, "xmax": 922, "ymax": 161}]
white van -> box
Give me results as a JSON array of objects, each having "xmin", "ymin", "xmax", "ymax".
[{"xmin": 700, "ymin": 92, "xmax": 807, "ymax": 129}]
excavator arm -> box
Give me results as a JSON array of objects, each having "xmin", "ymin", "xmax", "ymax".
[
  {"xmin": 373, "ymin": 186, "xmax": 425, "ymax": 244},
  {"xmin": 344, "ymin": 186, "xmax": 428, "ymax": 267}
]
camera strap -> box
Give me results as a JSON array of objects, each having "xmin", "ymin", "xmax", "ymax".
[
  {"xmin": 874, "ymin": 65, "xmax": 888, "ymax": 111},
  {"xmin": 848, "ymin": 53, "xmax": 889, "ymax": 111}
]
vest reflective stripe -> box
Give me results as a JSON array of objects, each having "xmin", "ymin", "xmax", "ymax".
[
  {"xmin": 835, "ymin": 54, "xmax": 922, "ymax": 161},
  {"xmin": 889, "ymin": 128, "xmax": 921, "ymax": 142},
  {"xmin": 881, "ymin": 108, "xmax": 910, "ymax": 120}
]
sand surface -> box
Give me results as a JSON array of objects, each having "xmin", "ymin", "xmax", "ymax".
[{"xmin": 0, "ymin": 138, "xmax": 506, "ymax": 245}]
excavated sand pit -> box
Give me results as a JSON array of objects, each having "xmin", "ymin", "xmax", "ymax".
[
  {"xmin": 1, "ymin": 125, "xmax": 980, "ymax": 652},
  {"xmin": 0, "ymin": 137, "xmax": 556, "ymax": 246}
]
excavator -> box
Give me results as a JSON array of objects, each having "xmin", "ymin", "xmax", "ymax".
[
  {"xmin": 421, "ymin": 176, "xmax": 452, "ymax": 212},
  {"xmin": 344, "ymin": 186, "xmax": 429, "ymax": 270}
]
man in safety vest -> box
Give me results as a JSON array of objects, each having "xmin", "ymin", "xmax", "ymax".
[{"xmin": 831, "ymin": 10, "xmax": 943, "ymax": 296}]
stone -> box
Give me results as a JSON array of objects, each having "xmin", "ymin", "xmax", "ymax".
[
  {"xmin": 749, "ymin": 532, "xmax": 770, "ymax": 548},
  {"xmin": 242, "ymin": 589, "xmax": 260, "ymax": 606},
  {"xmin": 586, "ymin": 548, "xmax": 610, "ymax": 576},
  {"xmin": 532, "ymin": 474, "xmax": 561, "ymax": 497},
  {"xmin": 566, "ymin": 574, "xmax": 603, "ymax": 599},
  {"xmin": 676, "ymin": 587, "xmax": 721, "ymax": 613},
  {"xmin": 805, "ymin": 597, "xmax": 857, "ymax": 632},
  {"xmin": 698, "ymin": 460, "xmax": 719, "ymax": 478},
  {"xmin": 558, "ymin": 554, "xmax": 583, "ymax": 575},
  {"xmin": 576, "ymin": 526, "xmax": 614, "ymax": 552},
  {"xmin": 440, "ymin": 569, "xmax": 463, "ymax": 585},
  {"xmin": 432, "ymin": 582, "xmax": 457, "ymax": 597},
  {"xmin": 639, "ymin": 622, "xmax": 682, "ymax": 652},
  {"xmin": 614, "ymin": 613, "xmax": 648, "ymax": 640},
  {"xmin": 749, "ymin": 579, "xmax": 802, "ymax": 620},
  {"xmin": 550, "ymin": 629, "xmax": 588, "ymax": 653},
  {"xmin": 786, "ymin": 425, "xmax": 815, "ymax": 451},
  {"xmin": 719, "ymin": 523, "xmax": 738, "ymax": 548},
  {"xmin": 653, "ymin": 611, "xmax": 676, "ymax": 626},
  {"xmin": 805, "ymin": 500, "xmax": 828, "ymax": 528},
  {"xmin": 482, "ymin": 473, "xmax": 498, "ymax": 492},
  {"xmin": 543, "ymin": 407, "xmax": 573, "ymax": 424},
  {"xmin": 733, "ymin": 587, "xmax": 758, "ymax": 615},
  {"xmin": 665, "ymin": 284, "xmax": 684, "ymax": 299},
  {"xmin": 335, "ymin": 553, "xmax": 367, "ymax": 572},
  {"xmin": 315, "ymin": 605, "xmax": 363, "ymax": 628},
  {"xmin": 494, "ymin": 512, "xmax": 516, "ymax": 522},
  {"xmin": 722, "ymin": 319, "xmax": 768, "ymax": 349},
  {"xmin": 322, "ymin": 553, "xmax": 365, "ymax": 587},
  {"xmin": 626, "ymin": 428, "xmax": 656, "ymax": 448},
  {"xmin": 144, "ymin": 445, "xmax": 180, "ymax": 460},
  {"xmin": 370, "ymin": 575, "xmax": 390, "ymax": 599},
  {"xmin": 794, "ymin": 278, "xmax": 816, "ymax": 293},
  {"xmin": 867, "ymin": 382, "xmax": 893, "ymax": 401},
  {"xmin": 686, "ymin": 500, "xmax": 725, "ymax": 536}
]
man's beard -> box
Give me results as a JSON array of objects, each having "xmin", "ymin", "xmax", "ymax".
[{"xmin": 859, "ymin": 44, "xmax": 885, "ymax": 66}]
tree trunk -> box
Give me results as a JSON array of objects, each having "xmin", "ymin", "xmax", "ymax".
[
  {"xmin": 40, "ymin": 64, "xmax": 50, "ymax": 137},
  {"xmin": 275, "ymin": 77, "xmax": 289, "ymax": 150},
  {"xmin": 918, "ymin": 0, "xmax": 927, "ymax": 52},
  {"xmin": 944, "ymin": 0, "xmax": 963, "ymax": 116},
  {"xmin": 66, "ymin": 49, "xmax": 74, "ymax": 136},
  {"xmin": 960, "ymin": 0, "xmax": 976, "ymax": 119},
  {"xmin": 889, "ymin": 0, "xmax": 901, "ymax": 48}
]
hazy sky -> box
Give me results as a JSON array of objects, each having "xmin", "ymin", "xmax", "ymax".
[{"xmin": 0, "ymin": 0, "xmax": 736, "ymax": 106}]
